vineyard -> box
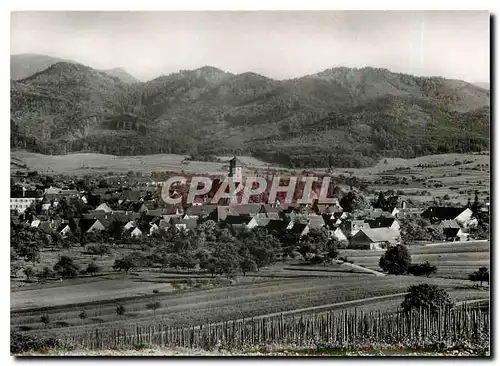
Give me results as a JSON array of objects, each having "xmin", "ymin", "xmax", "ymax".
[{"xmin": 64, "ymin": 304, "xmax": 489, "ymax": 352}]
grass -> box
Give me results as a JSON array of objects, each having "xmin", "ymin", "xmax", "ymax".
[
  {"xmin": 338, "ymin": 241, "xmax": 490, "ymax": 280},
  {"xmin": 12, "ymin": 274, "xmax": 474, "ymax": 338}
]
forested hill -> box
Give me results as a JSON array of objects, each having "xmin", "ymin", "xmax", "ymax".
[{"xmin": 10, "ymin": 61, "xmax": 490, "ymax": 168}]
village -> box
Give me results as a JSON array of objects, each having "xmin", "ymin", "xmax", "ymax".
[{"xmin": 10, "ymin": 157, "xmax": 489, "ymax": 256}]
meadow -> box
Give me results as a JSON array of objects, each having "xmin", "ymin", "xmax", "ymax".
[{"xmin": 338, "ymin": 241, "xmax": 490, "ymax": 280}]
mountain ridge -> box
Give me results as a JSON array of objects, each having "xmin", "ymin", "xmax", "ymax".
[{"xmin": 10, "ymin": 60, "xmax": 490, "ymax": 168}]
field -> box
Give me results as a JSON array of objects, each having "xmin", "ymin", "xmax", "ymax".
[
  {"xmin": 338, "ymin": 240, "xmax": 490, "ymax": 280},
  {"xmin": 11, "ymin": 150, "xmax": 274, "ymax": 176},
  {"xmin": 10, "ymin": 150, "xmax": 490, "ymax": 354},
  {"xmin": 11, "ymin": 150, "xmax": 489, "ymax": 205}
]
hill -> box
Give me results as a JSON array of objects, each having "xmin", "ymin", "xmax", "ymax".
[
  {"xmin": 99, "ymin": 67, "xmax": 140, "ymax": 84},
  {"xmin": 474, "ymin": 82, "xmax": 490, "ymax": 90},
  {"xmin": 10, "ymin": 54, "xmax": 76, "ymax": 80},
  {"xmin": 10, "ymin": 63, "xmax": 490, "ymax": 168},
  {"xmin": 11, "ymin": 54, "xmax": 139, "ymax": 83}
]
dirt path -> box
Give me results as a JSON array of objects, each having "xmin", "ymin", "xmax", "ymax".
[{"xmin": 338, "ymin": 261, "xmax": 386, "ymax": 276}]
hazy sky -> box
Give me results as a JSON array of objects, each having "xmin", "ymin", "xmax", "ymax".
[{"xmin": 11, "ymin": 11, "xmax": 490, "ymax": 82}]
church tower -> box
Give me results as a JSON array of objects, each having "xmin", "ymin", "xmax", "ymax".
[{"xmin": 228, "ymin": 156, "xmax": 242, "ymax": 182}]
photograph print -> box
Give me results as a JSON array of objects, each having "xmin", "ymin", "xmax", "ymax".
[{"xmin": 10, "ymin": 10, "xmax": 490, "ymax": 356}]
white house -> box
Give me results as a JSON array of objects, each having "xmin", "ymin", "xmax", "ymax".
[{"xmin": 131, "ymin": 227, "xmax": 142, "ymax": 238}]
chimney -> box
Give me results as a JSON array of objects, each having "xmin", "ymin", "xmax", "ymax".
[{"xmin": 402, "ymin": 201, "xmax": 407, "ymax": 209}]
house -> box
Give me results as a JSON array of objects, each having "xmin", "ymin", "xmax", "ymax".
[
  {"xmin": 149, "ymin": 223, "xmax": 160, "ymax": 236},
  {"xmin": 421, "ymin": 207, "xmax": 476, "ymax": 227},
  {"xmin": 288, "ymin": 222, "xmax": 310, "ymax": 237},
  {"xmin": 350, "ymin": 228, "xmax": 400, "ymax": 250},
  {"xmin": 180, "ymin": 218, "xmax": 198, "ymax": 231},
  {"xmin": 330, "ymin": 227, "xmax": 348, "ymax": 243},
  {"xmin": 229, "ymin": 204, "xmax": 262, "ymax": 217},
  {"xmin": 94, "ymin": 203, "xmax": 113, "ymax": 213},
  {"xmin": 128, "ymin": 202, "xmax": 149, "ymax": 214},
  {"xmin": 131, "ymin": 227, "xmax": 142, "ymax": 238},
  {"xmin": 59, "ymin": 224, "xmax": 72, "ymax": 237},
  {"xmin": 118, "ymin": 190, "xmax": 143, "ymax": 204},
  {"xmin": 215, "ymin": 205, "xmax": 239, "ymax": 221},
  {"xmin": 307, "ymin": 215, "xmax": 325, "ymax": 230},
  {"xmin": 340, "ymin": 220, "xmax": 370, "ymax": 239},
  {"xmin": 367, "ymin": 217, "xmax": 400, "ymax": 232},
  {"xmin": 81, "ymin": 219, "xmax": 106, "ymax": 234},
  {"xmin": 183, "ymin": 204, "xmax": 217, "ymax": 220},
  {"xmin": 10, "ymin": 189, "xmax": 43, "ymax": 213},
  {"xmin": 264, "ymin": 219, "xmax": 287, "ymax": 235},
  {"xmin": 313, "ymin": 199, "xmax": 343, "ymax": 215},
  {"xmin": 169, "ymin": 217, "xmax": 187, "ymax": 231},
  {"xmin": 246, "ymin": 214, "xmax": 271, "ymax": 229},
  {"xmin": 225, "ymin": 215, "xmax": 253, "ymax": 230},
  {"xmin": 392, "ymin": 207, "xmax": 423, "ymax": 220},
  {"xmin": 439, "ymin": 220, "xmax": 469, "ymax": 241},
  {"xmin": 123, "ymin": 221, "xmax": 136, "ymax": 231}
]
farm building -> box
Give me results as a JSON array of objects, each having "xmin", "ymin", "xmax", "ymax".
[
  {"xmin": 349, "ymin": 228, "xmax": 400, "ymax": 250},
  {"xmin": 340, "ymin": 220, "xmax": 370, "ymax": 238},
  {"xmin": 439, "ymin": 220, "xmax": 469, "ymax": 241},
  {"xmin": 421, "ymin": 207, "xmax": 476, "ymax": 227}
]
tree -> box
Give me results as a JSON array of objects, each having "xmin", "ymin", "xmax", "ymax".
[
  {"xmin": 300, "ymin": 228, "xmax": 329, "ymax": 255},
  {"xmin": 36, "ymin": 267, "xmax": 56, "ymax": 282},
  {"xmin": 79, "ymin": 310, "xmax": 87, "ymax": 323},
  {"xmin": 146, "ymin": 301, "xmax": 161, "ymax": 315},
  {"xmin": 408, "ymin": 261, "xmax": 437, "ymax": 277},
  {"xmin": 469, "ymin": 267, "xmax": 489, "ymax": 287},
  {"xmin": 379, "ymin": 244, "xmax": 412, "ymax": 275},
  {"xmin": 310, "ymin": 255, "xmax": 324, "ymax": 265},
  {"xmin": 10, "ymin": 262, "xmax": 22, "ymax": 278},
  {"xmin": 86, "ymin": 262, "xmax": 100, "ymax": 276},
  {"xmin": 401, "ymin": 284, "xmax": 454, "ymax": 313},
  {"xmin": 239, "ymin": 256, "xmax": 257, "ymax": 276},
  {"xmin": 116, "ymin": 305, "xmax": 126, "ymax": 317},
  {"xmin": 40, "ymin": 314, "xmax": 51, "ymax": 328},
  {"xmin": 23, "ymin": 266, "xmax": 35, "ymax": 281},
  {"xmin": 340, "ymin": 191, "xmax": 371, "ymax": 213},
  {"xmin": 53, "ymin": 256, "xmax": 80, "ymax": 279},
  {"xmin": 112, "ymin": 257, "xmax": 136, "ymax": 273},
  {"xmin": 85, "ymin": 244, "xmax": 111, "ymax": 256},
  {"xmin": 325, "ymin": 238, "xmax": 339, "ymax": 260}
]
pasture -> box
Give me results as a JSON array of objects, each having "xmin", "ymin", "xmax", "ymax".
[{"xmin": 338, "ymin": 241, "xmax": 490, "ymax": 280}]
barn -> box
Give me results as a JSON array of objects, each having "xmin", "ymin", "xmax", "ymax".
[{"xmin": 349, "ymin": 228, "xmax": 400, "ymax": 250}]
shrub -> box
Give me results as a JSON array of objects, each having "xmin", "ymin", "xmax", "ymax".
[
  {"xmin": 309, "ymin": 255, "xmax": 324, "ymax": 265},
  {"xmin": 379, "ymin": 244, "xmax": 411, "ymax": 275},
  {"xmin": 53, "ymin": 256, "xmax": 80, "ymax": 279},
  {"xmin": 40, "ymin": 314, "xmax": 50, "ymax": 327},
  {"xmin": 85, "ymin": 244, "xmax": 111, "ymax": 256},
  {"xmin": 85, "ymin": 262, "xmax": 100, "ymax": 276},
  {"xmin": 23, "ymin": 266, "xmax": 36, "ymax": 281},
  {"xmin": 401, "ymin": 284, "xmax": 454, "ymax": 313},
  {"xmin": 10, "ymin": 331, "xmax": 64, "ymax": 354},
  {"xmin": 408, "ymin": 261, "xmax": 437, "ymax": 277},
  {"xmin": 469, "ymin": 267, "xmax": 489, "ymax": 287},
  {"xmin": 116, "ymin": 305, "xmax": 126, "ymax": 316},
  {"xmin": 146, "ymin": 302, "xmax": 162, "ymax": 315}
]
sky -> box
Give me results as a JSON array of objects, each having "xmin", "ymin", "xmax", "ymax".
[{"xmin": 10, "ymin": 11, "xmax": 490, "ymax": 82}]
